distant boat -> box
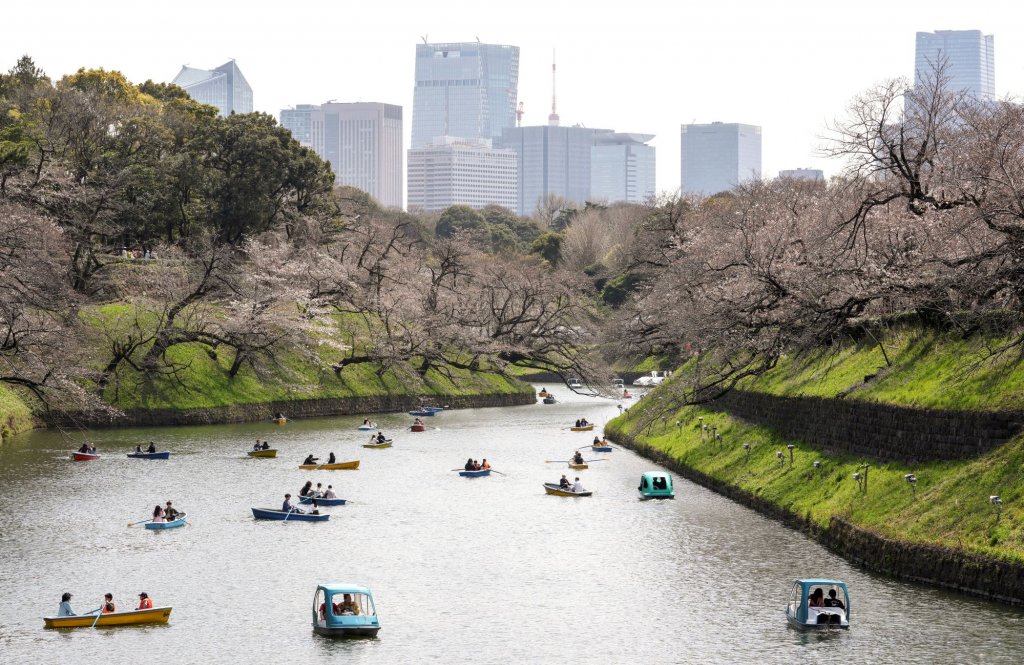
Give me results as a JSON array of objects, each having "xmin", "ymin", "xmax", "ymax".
[
  {"xmin": 71, "ymin": 451, "xmax": 99, "ymax": 461},
  {"xmin": 44, "ymin": 606, "xmax": 173, "ymax": 629},
  {"xmin": 357, "ymin": 424, "xmax": 377, "ymax": 431},
  {"xmin": 592, "ymin": 445, "xmax": 613, "ymax": 453},
  {"xmin": 570, "ymin": 424, "xmax": 595, "ymax": 432},
  {"xmin": 299, "ymin": 460, "xmax": 360, "ymax": 470},
  {"xmin": 568, "ymin": 463, "xmax": 589, "ymax": 470},
  {"xmin": 273, "ymin": 417, "xmax": 288, "ymax": 425},
  {"xmin": 408, "ymin": 409, "xmax": 436, "ymax": 417},
  {"xmin": 312, "ymin": 584, "xmax": 381, "ymax": 638},
  {"xmin": 127, "ymin": 451, "xmax": 170, "ymax": 460},
  {"xmin": 458, "ymin": 469, "xmax": 491, "ymax": 477},
  {"xmin": 638, "ymin": 472, "xmax": 674, "ymax": 499},
  {"xmin": 543, "ymin": 483, "xmax": 592, "ymax": 497},
  {"xmin": 567, "ymin": 378, "xmax": 582, "ymax": 388},
  {"xmin": 247, "ymin": 449, "xmax": 278, "ymax": 458},
  {"xmin": 145, "ymin": 513, "xmax": 188, "ymax": 530},
  {"xmin": 410, "ymin": 423, "xmax": 426, "ymax": 432},
  {"xmin": 542, "ymin": 396, "xmax": 556, "ymax": 404},
  {"xmin": 299, "ymin": 496, "xmax": 347, "ymax": 506},
  {"xmin": 363, "ymin": 440, "xmax": 393, "ymax": 449},
  {"xmin": 785, "ymin": 579, "xmax": 850, "ymax": 630},
  {"xmin": 251, "ymin": 507, "xmax": 330, "ymax": 522}
]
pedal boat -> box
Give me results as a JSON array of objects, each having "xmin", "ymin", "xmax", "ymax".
[
  {"xmin": 639, "ymin": 471, "xmax": 675, "ymax": 499},
  {"xmin": 312, "ymin": 584, "xmax": 380, "ymax": 638},
  {"xmin": 785, "ymin": 579, "xmax": 850, "ymax": 630}
]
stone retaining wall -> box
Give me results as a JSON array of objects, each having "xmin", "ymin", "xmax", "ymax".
[
  {"xmin": 45, "ymin": 391, "xmax": 536, "ymax": 429},
  {"xmin": 706, "ymin": 390, "xmax": 1024, "ymax": 462}
]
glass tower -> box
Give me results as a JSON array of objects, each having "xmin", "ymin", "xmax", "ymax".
[
  {"xmin": 411, "ymin": 42, "xmax": 519, "ymax": 148},
  {"xmin": 914, "ymin": 30, "xmax": 995, "ymax": 101},
  {"xmin": 171, "ymin": 60, "xmax": 253, "ymax": 117},
  {"xmin": 498, "ymin": 125, "xmax": 597, "ymax": 216},
  {"xmin": 591, "ymin": 132, "xmax": 656, "ymax": 204},
  {"xmin": 680, "ymin": 122, "xmax": 762, "ymax": 197}
]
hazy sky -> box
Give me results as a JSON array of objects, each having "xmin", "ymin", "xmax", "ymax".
[{"xmin": 4, "ymin": 1, "xmax": 1019, "ymax": 200}]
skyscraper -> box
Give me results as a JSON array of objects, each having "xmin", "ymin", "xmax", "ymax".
[
  {"xmin": 591, "ymin": 132, "xmax": 656, "ymax": 204},
  {"xmin": 279, "ymin": 104, "xmax": 319, "ymax": 149},
  {"xmin": 680, "ymin": 122, "xmax": 762, "ymax": 197},
  {"xmin": 411, "ymin": 42, "xmax": 520, "ymax": 148},
  {"xmin": 407, "ymin": 137, "xmax": 517, "ymax": 212},
  {"xmin": 498, "ymin": 125, "xmax": 598, "ymax": 216},
  {"xmin": 914, "ymin": 30, "xmax": 995, "ymax": 101},
  {"xmin": 171, "ymin": 60, "xmax": 253, "ymax": 116},
  {"xmin": 778, "ymin": 168, "xmax": 824, "ymax": 181}
]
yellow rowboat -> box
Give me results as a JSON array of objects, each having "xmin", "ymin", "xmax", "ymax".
[
  {"xmin": 362, "ymin": 440, "xmax": 393, "ymax": 449},
  {"xmin": 538, "ymin": 390, "xmax": 550, "ymax": 397},
  {"xmin": 299, "ymin": 460, "xmax": 360, "ymax": 470},
  {"xmin": 44, "ymin": 607, "xmax": 172, "ymax": 629},
  {"xmin": 568, "ymin": 463, "xmax": 589, "ymax": 470},
  {"xmin": 570, "ymin": 425, "xmax": 595, "ymax": 432},
  {"xmin": 247, "ymin": 449, "xmax": 278, "ymax": 458},
  {"xmin": 543, "ymin": 483, "xmax": 593, "ymax": 497},
  {"xmin": 274, "ymin": 417, "xmax": 287, "ymax": 424}
]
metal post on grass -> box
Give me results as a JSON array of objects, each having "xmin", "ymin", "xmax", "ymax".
[
  {"xmin": 776, "ymin": 451, "xmax": 785, "ymax": 467},
  {"xmin": 991, "ymin": 495, "xmax": 1003, "ymax": 522},
  {"xmin": 787, "ymin": 444, "xmax": 795, "ymax": 466},
  {"xmin": 904, "ymin": 473, "xmax": 917, "ymax": 498},
  {"xmin": 743, "ymin": 443, "xmax": 751, "ymax": 463}
]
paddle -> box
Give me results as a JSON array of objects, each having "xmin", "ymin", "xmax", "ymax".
[
  {"xmin": 584, "ymin": 459, "xmax": 608, "ymax": 463},
  {"xmin": 91, "ymin": 603, "xmax": 104, "ymax": 628},
  {"xmin": 544, "ymin": 459, "xmax": 570, "ymax": 463},
  {"xmin": 488, "ymin": 469, "xmax": 506, "ymax": 476},
  {"xmin": 127, "ymin": 518, "xmax": 153, "ymax": 528}
]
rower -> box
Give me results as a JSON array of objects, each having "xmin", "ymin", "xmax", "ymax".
[
  {"xmin": 147, "ymin": 441, "xmax": 157, "ymax": 453},
  {"xmin": 323, "ymin": 485, "xmax": 337, "ymax": 499},
  {"xmin": 253, "ymin": 441, "xmax": 261, "ymax": 451},
  {"xmin": 164, "ymin": 501, "xmax": 179, "ymax": 521},
  {"xmin": 559, "ymin": 475, "xmax": 571, "ymax": 489},
  {"xmin": 327, "ymin": 452, "xmax": 336, "ymax": 464},
  {"xmin": 572, "ymin": 477, "xmax": 585, "ymax": 493},
  {"xmin": 102, "ymin": 593, "xmax": 116, "ymax": 613},
  {"xmin": 137, "ymin": 592, "xmax": 153, "ymax": 610},
  {"xmin": 78, "ymin": 443, "xmax": 90, "ymax": 454},
  {"xmin": 303, "ymin": 454, "xmax": 319, "ymax": 466},
  {"xmin": 573, "ymin": 451, "xmax": 584, "ymax": 464},
  {"xmin": 376, "ymin": 432, "xmax": 387, "ymax": 443},
  {"xmin": 464, "ymin": 458, "xmax": 474, "ymax": 471},
  {"xmin": 314, "ymin": 483, "xmax": 324, "ymax": 497},
  {"xmin": 282, "ymin": 493, "xmax": 305, "ymax": 514}
]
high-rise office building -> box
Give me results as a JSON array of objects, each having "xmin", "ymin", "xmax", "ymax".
[
  {"xmin": 411, "ymin": 42, "xmax": 519, "ymax": 148},
  {"xmin": 171, "ymin": 60, "xmax": 253, "ymax": 117},
  {"xmin": 407, "ymin": 137, "xmax": 517, "ymax": 212},
  {"xmin": 779, "ymin": 168, "xmax": 824, "ymax": 181},
  {"xmin": 680, "ymin": 122, "xmax": 762, "ymax": 196},
  {"xmin": 498, "ymin": 125, "xmax": 598, "ymax": 216},
  {"xmin": 280, "ymin": 102, "xmax": 403, "ymax": 208},
  {"xmin": 914, "ymin": 30, "xmax": 994, "ymax": 101},
  {"xmin": 279, "ymin": 104, "xmax": 319, "ymax": 149},
  {"xmin": 591, "ymin": 132, "xmax": 656, "ymax": 204}
]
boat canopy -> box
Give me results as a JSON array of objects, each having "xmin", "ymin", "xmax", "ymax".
[
  {"xmin": 313, "ymin": 585, "xmax": 378, "ymax": 627},
  {"xmin": 788, "ymin": 579, "xmax": 850, "ymax": 624}
]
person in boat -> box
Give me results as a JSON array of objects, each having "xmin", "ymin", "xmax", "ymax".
[
  {"xmin": 78, "ymin": 443, "xmax": 90, "ymax": 454},
  {"xmin": 574, "ymin": 419, "xmax": 581, "ymax": 427},
  {"xmin": 327, "ymin": 452, "xmax": 336, "ymax": 464},
  {"xmin": 376, "ymin": 432, "xmax": 387, "ymax": 443},
  {"xmin": 573, "ymin": 451, "xmax": 585, "ymax": 465},
  {"xmin": 323, "ymin": 485, "xmax": 337, "ymax": 499},
  {"xmin": 559, "ymin": 475, "xmax": 571, "ymax": 489},
  {"xmin": 102, "ymin": 593, "xmax": 116, "ymax": 614},
  {"xmin": 164, "ymin": 501, "xmax": 179, "ymax": 521},
  {"xmin": 314, "ymin": 483, "xmax": 324, "ymax": 497},
  {"xmin": 481, "ymin": 459, "xmax": 491, "ymax": 470},
  {"xmin": 135, "ymin": 444, "xmax": 143, "ymax": 453},
  {"xmin": 592, "ymin": 435, "xmax": 601, "ymax": 445},
  {"xmin": 300, "ymin": 481, "xmax": 314, "ymax": 497},
  {"xmin": 57, "ymin": 592, "xmax": 76, "ymax": 617},
  {"xmin": 825, "ymin": 589, "xmax": 845, "ymax": 609},
  {"xmin": 274, "ymin": 412, "xmax": 285, "ymax": 420},
  {"xmin": 87, "ymin": 443, "xmax": 97, "ymax": 454},
  {"xmin": 261, "ymin": 441, "xmax": 270, "ymax": 450},
  {"xmin": 571, "ymin": 477, "xmax": 585, "ymax": 493},
  {"xmin": 147, "ymin": 441, "xmax": 157, "ymax": 453},
  {"xmin": 334, "ymin": 593, "xmax": 361, "ymax": 616},
  {"xmin": 808, "ymin": 588, "xmax": 825, "ymax": 608},
  {"xmin": 303, "ymin": 454, "xmax": 319, "ymax": 466},
  {"xmin": 413, "ymin": 417, "xmax": 424, "ymax": 426},
  {"xmin": 464, "ymin": 458, "xmax": 474, "ymax": 471},
  {"xmin": 282, "ymin": 493, "xmax": 305, "ymax": 514},
  {"xmin": 363, "ymin": 418, "xmax": 371, "ymax": 426},
  {"xmin": 152, "ymin": 505, "xmax": 166, "ymax": 524},
  {"xmin": 137, "ymin": 592, "xmax": 153, "ymax": 610},
  {"xmin": 473, "ymin": 460, "xmax": 482, "ymax": 471},
  {"xmin": 255, "ymin": 439, "xmax": 261, "ymax": 451}
]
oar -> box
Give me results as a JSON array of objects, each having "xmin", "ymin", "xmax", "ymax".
[
  {"xmin": 283, "ymin": 506, "xmax": 295, "ymax": 523},
  {"xmin": 91, "ymin": 604, "xmax": 103, "ymax": 628},
  {"xmin": 488, "ymin": 469, "xmax": 507, "ymax": 476},
  {"xmin": 127, "ymin": 518, "xmax": 153, "ymax": 528},
  {"xmin": 584, "ymin": 459, "xmax": 608, "ymax": 463},
  {"xmin": 544, "ymin": 459, "xmax": 570, "ymax": 463}
]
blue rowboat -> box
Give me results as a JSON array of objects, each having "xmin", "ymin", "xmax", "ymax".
[
  {"xmin": 458, "ymin": 469, "xmax": 491, "ymax": 477},
  {"xmin": 408, "ymin": 409, "xmax": 436, "ymax": 417},
  {"xmin": 299, "ymin": 496, "xmax": 347, "ymax": 506},
  {"xmin": 251, "ymin": 507, "xmax": 330, "ymax": 522},
  {"xmin": 592, "ymin": 445, "xmax": 613, "ymax": 452},
  {"xmin": 145, "ymin": 514, "xmax": 187, "ymax": 529},
  {"xmin": 313, "ymin": 583, "xmax": 381, "ymax": 638},
  {"xmin": 357, "ymin": 424, "xmax": 377, "ymax": 431},
  {"xmin": 423, "ymin": 406, "xmax": 445, "ymax": 412},
  {"xmin": 127, "ymin": 451, "xmax": 171, "ymax": 460}
]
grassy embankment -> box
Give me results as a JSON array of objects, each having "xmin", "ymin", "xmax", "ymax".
[
  {"xmin": 606, "ymin": 327, "xmax": 1024, "ymax": 563},
  {"xmin": 0, "ymin": 384, "xmax": 35, "ymax": 440}
]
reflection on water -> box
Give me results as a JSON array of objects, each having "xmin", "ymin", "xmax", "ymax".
[{"xmin": 1, "ymin": 388, "xmax": 1022, "ymax": 664}]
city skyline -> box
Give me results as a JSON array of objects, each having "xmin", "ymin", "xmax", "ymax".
[{"xmin": 6, "ymin": 1, "xmax": 1021, "ymax": 202}]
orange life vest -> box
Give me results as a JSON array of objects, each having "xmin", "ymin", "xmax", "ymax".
[
  {"xmin": 102, "ymin": 602, "xmax": 115, "ymax": 613},
  {"xmin": 137, "ymin": 597, "xmax": 153, "ymax": 610}
]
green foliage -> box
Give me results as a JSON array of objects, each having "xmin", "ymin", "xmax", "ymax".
[
  {"xmin": 600, "ymin": 273, "xmax": 643, "ymax": 307},
  {"xmin": 530, "ymin": 232, "xmax": 562, "ymax": 265},
  {"xmin": 435, "ymin": 205, "xmax": 486, "ymax": 238},
  {"xmin": 0, "ymin": 384, "xmax": 34, "ymax": 439}
]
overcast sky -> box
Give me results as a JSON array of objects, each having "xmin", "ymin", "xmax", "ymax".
[{"xmin": 5, "ymin": 0, "xmax": 1019, "ymax": 200}]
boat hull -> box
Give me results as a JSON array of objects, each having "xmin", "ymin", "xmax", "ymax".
[
  {"xmin": 410, "ymin": 424, "xmax": 425, "ymax": 432},
  {"xmin": 568, "ymin": 463, "xmax": 589, "ymax": 470},
  {"xmin": 299, "ymin": 496, "xmax": 347, "ymax": 506},
  {"xmin": 570, "ymin": 425, "xmax": 595, "ymax": 432},
  {"xmin": 145, "ymin": 514, "xmax": 187, "ymax": 529},
  {"xmin": 459, "ymin": 469, "xmax": 491, "ymax": 477},
  {"xmin": 44, "ymin": 607, "xmax": 172, "ymax": 628},
  {"xmin": 357, "ymin": 425, "xmax": 376, "ymax": 431},
  {"xmin": 251, "ymin": 507, "xmax": 330, "ymax": 521},
  {"xmin": 273, "ymin": 418, "xmax": 287, "ymax": 424},
  {"xmin": 299, "ymin": 461, "xmax": 360, "ymax": 470},
  {"xmin": 591, "ymin": 446, "xmax": 613, "ymax": 452},
  {"xmin": 247, "ymin": 449, "xmax": 278, "ymax": 458},
  {"xmin": 639, "ymin": 492, "xmax": 675, "ymax": 500},
  {"xmin": 127, "ymin": 451, "xmax": 170, "ymax": 460},
  {"xmin": 313, "ymin": 624, "xmax": 381, "ymax": 638},
  {"xmin": 408, "ymin": 410, "xmax": 436, "ymax": 416},
  {"xmin": 786, "ymin": 614, "xmax": 849, "ymax": 630},
  {"xmin": 363, "ymin": 440, "xmax": 393, "ymax": 448},
  {"xmin": 71, "ymin": 452, "xmax": 99, "ymax": 461},
  {"xmin": 543, "ymin": 483, "xmax": 592, "ymax": 497}
]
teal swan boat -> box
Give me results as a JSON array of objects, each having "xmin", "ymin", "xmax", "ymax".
[
  {"xmin": 312, "ymin": 584, "xmax": 381, "ymax": 638},
  {"xmin": 785, "ymin": 579, "xmax": 850, "ymax": 629},
  {"xmin": 638, "ymin": 472, "xmax": 675, "ymax": 499}
]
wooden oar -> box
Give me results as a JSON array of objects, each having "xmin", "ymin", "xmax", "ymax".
[
  {"xmin": 90, "ymin": 604, "xmax": 103, "ymax": 628},
  {"xmin": 127, "ymin": 518, "xmax": 153, "ymax": 528},
  {"xmin": 488, "ymin": 469, "xmax": 506, "ymax": 476},
  {"xmin": 584, "ymin": 459, "xmax": 608, "ymax": 463},
  {"xmin": 544, "ymin": 460, "xmax": 570, "ymax": 463}
]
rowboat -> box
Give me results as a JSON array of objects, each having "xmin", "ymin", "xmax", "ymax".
[
  {"xmin": 568, "ymin": 463, "xmax": 589, "ymax": 470},
  {"xmin": 145, "ymin": 513, "xmax": 187, "ymax": 529},
  {"xmin": 570, "ymin": 424, "xmax": 595, "ymax": 432},
  {"xmin": 357, "ymin": 424, "xmax": 377, "ymax": 431},
  {"xmin": 408, "ymin": 409, "xmax": 436, "ymax": 417},
  {"xmin": 592, "ymin": 445, "xmax": 613, "ymax": 452},
  {"xmin": 247, "ymin": 449, "xmax": 278, "ymax": 458},
  {"xmin": 127, "ymin": 451, "xmax": 170, "ymax": 460},
  {"xmin": 639, "ymin": 471, "xmax": 675, "ymax": 499},
  {"xmin": 71, "ymin": 451, "xmax": 99, "ymax": 461},
  {"xmin": 786, "ymin": 579, "xmax": 850, "ymax": 630},
  {"xmin": 299, "ymin": 460, "xmax": 360, "ymax": 470},
  {"xmin": 43, "ymin": 606, "xmax": 173, "ymax": 629},
  {"xmin": 313, "ymin": 584, "xmax": 381, "ymax": 638},
  {"xmin": 538, "ymin": 389, "xmax": 550, "ymax": 397},
  {"xmin": 542, "ymin": 396, "xmax": 556, "ymax": 404},
  {"xmin": 300, "ymin": 496, "xmax": 347, "ymax": 506},
  {"xmin": 458, "ymin": 469, "xmax": 491, "ymax": 477},
  {"xmin": 363, "ymin": 440, "xmax": 393, "ymax": 449},
  {"xmin": 543, "ymin": 483, "xmax": 592, "ymax": 497},
  {"xmin": 251, "ymin": 507, "xmax": 330, "ymax": 521},
  {"xmin": 410, "ymin": 424, "xmax": 426, "ymax": 432},
  {"xmin": 274, "ymin": 417, "xmax": 287, "ymax": 424}
]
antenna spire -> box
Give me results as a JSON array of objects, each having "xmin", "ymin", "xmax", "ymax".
[{"xmin": 548, "ymin": 49, "xmax": 560, "ymax": 127}]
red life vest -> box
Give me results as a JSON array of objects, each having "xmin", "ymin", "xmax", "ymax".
[{"xmin": 138, "ymin": 597, "xmax": 153, "ymax": 610}]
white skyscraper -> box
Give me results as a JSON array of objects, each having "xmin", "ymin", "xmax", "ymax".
[
  {"xmin": 407, "ymin": 137, "xmax": 517, "ymax": 212},
  {"xmin": 680, "ymin": 122, "xmax": 762, "ymax": 196},
  {"xmin": 591, "ymin": 132, "xmax": 656, "ymax": 204},
  {"xmin": 171, "ymin": 60, "xmax": 252, "ymax": 117},
  {"xmin": 914, "ymin": 30, "xmax": 995, "ymax": 101}
]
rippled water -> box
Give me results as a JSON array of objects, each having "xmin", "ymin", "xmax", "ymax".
[{"xmin": 1, "ymin": 387, "xmax": 1023, "ymax": 664}]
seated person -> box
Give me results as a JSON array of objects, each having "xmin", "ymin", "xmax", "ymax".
[
  {"xmin": 253, "ymin": 441, "xmax": 262, "ymax": 451},
  {"xmin": 481, "ymin": 459, "xmax": 491, "ymax": 470},
  {"xmin": 464, "ymin": 458, "xmax": 474, "ymax": 471},
  {"xmin": 593, "ymin": 436, "xmax": 600, "ymax": 445},
  {"xmin": 323, "ymin": 485, "xmax": 337, "ymax": 499},
  {"xmin": 261, "ymin": 441, "xmax": 270, "ymax": 450},
  {"xmin": 574, "ymin": 419, "xmax": 581, "ymax": 427},
  {"xmin": 78, "ymin": 443, "xmax": 90, "ymax": 454},
  {"xmin": 135, "ymin": 444, "xmax": 143, "ymax": 453},
  {"xmin": 282, "ymin": 493, "xmax": 304, "ymax": 514},
  {"xmin": 376, "ymin": 432, "xmax": 387, "ymax": 443},
  {"xmin": 558, "ymin": 475, "xmax": 571, "ymax": 489},
  {"xmin": 824, "ymin": 589, "xmax": 845, "ymax": 609},
  {"xmin": 101, "ymin": 593, "xmax": 116, "ymax": 613},
  {"xmin": 571, "ymin": 478, "xmax": 585, "ymax": 492},
  {"xmin": 164, "ymin": 501, "xmax": 179, "ymax": 521},
  {"xmin": 302, "ymin": 454, "xmax": 319, "ymax": 466},
  {"xmin": 808, "ymin": 588, "xmax": 825, "ymax": 607},
  {"xmin": 333, "ymin": 593, "xmax": 361, "ymax": 616},
  {"xmin": 327, "ymin": 452, "xmax": 336, "ymax": 464},
  {"xmin": 147, "ymin": 442, "xmax": 157, "ymax": 453},
  {"xmin": 573, "ymin": 451, "xmax": 584, "ymax": 464}
]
